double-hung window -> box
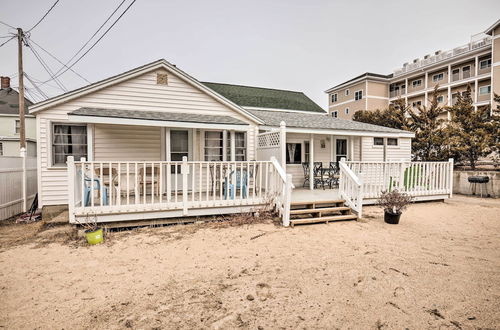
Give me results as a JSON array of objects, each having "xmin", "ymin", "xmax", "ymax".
[
  {"xmin": 204, "ymin": 131, "xmax": 223, "ymax": 161},
  {"xmin": 480, "ymin": 59, "xmax": 491, "ymax": 70},
  {"xmin": 432, "ymin": 73, "xmax": 444, "ymax": 82},
  {"xmin": 285, "ymin": 143, "xmax": 302, "ymax": 164},
  {"xmin": 412, "ymin": 79, "xmax": 422, "ymax": 88},
  {"xmin": 15, "ymin": 120, "xmax": 20, "ymax": 134},
  {"xmin": 479, "ymin": 85, "xmax": 491, "ymax": 95},
  {"xmin": 227, "ymin": 132, "xmax": 246, "ymax": 161},
  {"xmin": 52, "ymin": 124, "xmax": 87, "ymax": 166},
  {"xmin": 354, "ymin": 90, "xmax": 363, "ymax": 101},
  {"xmin": 331, "ymin": 94, "xmax": 337, "ymax": 103},
  {"xmin": 332, "ymin": 111, "xmax": 338, "ymax": 118}
]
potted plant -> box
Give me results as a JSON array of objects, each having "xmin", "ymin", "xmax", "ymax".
[
  {"xmin": 377, "ymin": 189, "xmax": 412, "ymax": 224},
  {"xmin": 77, "ymin": 214, "xmax": 104, "ymax": 245}
]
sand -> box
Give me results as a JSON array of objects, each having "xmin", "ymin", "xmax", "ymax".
[{"xmin": 0, "ymin": 195, "xmax": 499, "ymax": 329}]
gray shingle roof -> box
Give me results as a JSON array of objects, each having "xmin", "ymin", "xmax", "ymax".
[
  {"xmin": 0, "ymin": 88, "xmax": 33, "ymax": 115},
  {"xmin": 69, "ymin": 108, "xmax": 248, "ymax": 125},
  {"xmin": 202, "ymin": 82, "xmax": 326, "ymax": 113},
  {"xmin": 247, "ymin": 109, "xmax": 412, "ymax": 134}
]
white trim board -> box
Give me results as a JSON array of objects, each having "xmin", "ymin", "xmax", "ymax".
[
  {"xmin": 259, "ymin": 126, "xmax": 415, "ymax": 138},
  {"xmin": 67, "ymin": 114, "xmax": 250, "ymax": 131}
]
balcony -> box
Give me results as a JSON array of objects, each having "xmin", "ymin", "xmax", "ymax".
[{"xmin": 393, "ymin": 36, "xmax": 491, "ymax": 77}]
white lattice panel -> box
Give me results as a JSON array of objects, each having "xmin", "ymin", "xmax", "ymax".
[{"xmin": 257, "ymin": 132, "xmax": 280, "ymax": 149}]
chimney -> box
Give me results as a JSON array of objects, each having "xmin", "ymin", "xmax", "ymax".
[{"xmin": 1, "ymin": 76, "xmax": 10, "ymax": 89}]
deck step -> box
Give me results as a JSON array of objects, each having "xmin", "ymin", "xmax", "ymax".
[
  {"xmin": 290, "ymin": 206, "xmax": 350, "ymax": 215},
  {"xmin": 291, "ymin": 199, "xmax": 346, "ymax": 208},
  {"xmin": 290, "ymin": 214, "xmax": 358, "ymax": 226}
]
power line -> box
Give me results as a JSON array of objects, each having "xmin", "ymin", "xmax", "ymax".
[
  {"xmin": 24, "ymin": 73, "xmax": 49, "ymax": 99},
  {"xmin": 26, "ymin": 40, "xmax": 68, "ymax": 92},
  {"xmin": 27, "ymin": 37, "xmax": 91, "ymax": 83},
  {"xmin": 27, "ymin": 0, "xmax": 60, "ymax": 32},
  {"xmin": 40, "ymin": 0, "xmax": 136, "ymax": 84},
  {"xmin": 0, "ymin": 20, "xmax": 15, "ymax": 29},
  {"xmin": 0, "ymin": 35, "xmax": 15, "ymax": 48}
]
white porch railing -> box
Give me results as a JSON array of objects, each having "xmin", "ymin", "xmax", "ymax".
[
  {"xmin": 338, "ymin": 159, "xmax": 363, "ymax": 218},
  {"xmin": 67, "ymin": 156, "xmax": 293, "ymax": 226},
  {"xmin": 345, "ymin": 159, "xmax": 454, "ymax": 199}
]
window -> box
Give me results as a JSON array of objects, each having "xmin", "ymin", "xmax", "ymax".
[
  {"xmin": 345, "ymin": 89, "xmax": 350, "ymax": 96},
  {"xmin": 205, "ymin": 131, "xmax": 223, "ymax": 161},
  {"xmin": 373, "ymin": 137, "xmax": 384, "ymax": 146},
  {"xmin": 332, "ymin": 111, "xmax": 338, "ymax": 118},
  {"xmin": 412, "ymin": 101, "xmax": 422, "ymax": 108},
  {"xmin": 412, "ymin": 79, "xmax": 422, "ymax": 88},
  {"xmin": 432, "ymin": 73, "xmax": 444, "ymax": 82},
  {"xmin": 479, "ymin": 85, "xmax": 491, "ymax": 95},
  {"xmin": 15, "ymin": 120, "xmax": 20, "ymax": 134},
  {"xmin": 462, "ymin": 66, "xmax": 470, "ymax": 79},
  {"xmin": 387, "ymin": 138, "xmax": 398, "ymax": 146},
  {"xmin": 170, "ymin": 130, "xmax": 189, "ymax": 161},
  {"xmin": 354, "ymin": 90, "xmax": 363, "ymax": 101},
  {"xmin": 336, "ymin": 139, "xmax": 347, "ymax": 163},
  {"xmin": 234, "ymin": 132, "xmax": 246, "ymax": 161},
  {"xmin": 345, "ymin": 108, "xmax": 349, "ymax": 115},
  {"xmin": 285, "ymin": 143, "xmax": 302, "ymax": 164},
  {"xmin": 331, "ymin": 93, "xmax": 338, "ymax": 103},
  {"xmin": 304, "ymin": 141, "xmax": 310, "ymax": 163},
  {"xmin": 480, "ymin": 59, "xmax": 491, "ymax": 70},
  {"xmin": 52, "ymin": 124, "xmax": 87, "ymax": 166},
  {"xmin": 0, "ymin": 142, "xmax": 3, "ymax": 156},
  {"xmin": 437, "ymin": 96, "xmax": 444, "ymax": 103}
]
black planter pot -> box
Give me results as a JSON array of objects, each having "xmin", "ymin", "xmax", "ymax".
[{"xmin": 384, "ymin": 211, "xmax": 402, "ymax": 224}]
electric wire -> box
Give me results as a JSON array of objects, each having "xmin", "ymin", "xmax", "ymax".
[{"xmin": 27, "ymin": 0, "xmax": 60, "ymax": 32}]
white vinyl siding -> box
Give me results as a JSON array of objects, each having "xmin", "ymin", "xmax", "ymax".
[
  {"xmin": 36, "ymin": 69, "xmax": 256, "ymax": 206},
  {"xmin": 94, "ymin": 124, "xmax": 161, "ymax": 161}
]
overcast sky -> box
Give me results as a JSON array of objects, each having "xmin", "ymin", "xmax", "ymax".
[{"xmin": 1, "ymin": 0, "xmax": 499, "ymax": 108}]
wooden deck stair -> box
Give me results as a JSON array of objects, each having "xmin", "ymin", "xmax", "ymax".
[{"xmin": 289, "ymin": 199, "xmax": 357, "ymax": 227}]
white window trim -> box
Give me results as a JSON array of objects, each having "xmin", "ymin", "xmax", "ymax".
[
  {"xmin": 14, "ymin": 119, "xmax": 20, "ymax": 135},
  {"xmin": 0, "ymin": 142, "xmax": 3, "ymax": 156},
  {"xmin": 354, "ymin": 90, "xmax": 363, "ymax": 101},
  {"xmin": 373, "ymin": 137, "xmax": 384, "ymax": 147},
  {"xmin": 479, "ymin": 59, "xmax": 491, "ymax": 69},
  {"xmin": 386, "ymin": 137, "xmax": 399, "ymax": 148},
  {"xmin": 436, "ymin": 96, "xmax": 444, "ymax": 103},
  {"xmin": 479, "ymin": 85, "xmax": 491, "ymax": 95},
  {"xmin": 49, "ymin": 122, "xmax": 89, "ymax": 169},
  {"xmin": 432, "ymin": 72, "xmax": 444, "ymax": 82},
  {"xmin": 345, "ymin": 108, "xmax": 349, "ymax": 115},
  {"xmin": 331, "ymin": 93, "xmax": 338, "ymax": 103},
  {"xmin": 412, "ymin": 79, "xmax": 422, "ymax": 88},
  {"xmin": 332, "ymin": 111, "xmax": 338, "ymax": 118},
  {"xmin": 345, "ymin": 89, "xmax": 350, "ymax": 96}
]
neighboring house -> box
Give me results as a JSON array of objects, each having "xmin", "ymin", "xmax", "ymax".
[
  {"xmin": 30, "ymin": 59, "xmax": 453, "ymax": 226},
  {"xmin": 0, "ymin": 76, "xmax": 36, "ymax": 156},
  {"xmin": 326, "ymin": 19, "xmax": 500, "ymax": 120}
]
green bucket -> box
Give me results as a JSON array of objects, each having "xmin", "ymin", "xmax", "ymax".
[{"xmin": 85, "ymin": 228, "xmax": 104, "ymax": 245}]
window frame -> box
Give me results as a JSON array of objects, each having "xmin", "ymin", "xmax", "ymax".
[
  {"xmin": 331, "ymin": 93, "xmax": 338, "ymax": 103},
  {"xmin": 51, "ymin": 123, "xmax": 88, "ymax": 167},
  {"xmin": 479, "ymin": 59, "xmax": 491, "ymax": 70},
  {"xmin": 387, "ymin": 138, "xmax": 398, "ymax": 147},
  {"xmin": 0, "ymin": 142, "xmax": 3, "ymax": 156},
  {"xmin": 354, "ymin": 90, "xmax": 363, "ymax": 101},
  {"xmin": 432, "ymin": 72, "xmax": 444, "ymax": 82},
  {"xmin": 412, "ymin": 79, "xmax": 422, "ymax": 88},
  {"xmin": 373, "ymin": 137, "xmax": 384, "ymax": 147},
  {"xmin": 204, "ymin": 130, "xmax": 224, "ymax": 161},
  {"xmin": 332, "ymin": 111, "xmax": 338, "ymax": 118},
  {"xmin": 285, "ymin": 142, "xmax": 303, "ymax": 165},
  {"xmin": 436, "ymin": 95, "xmax": 444, "ymax": 103},
  {"xmin": 15, "ymin": 119, "xmax": 20, "ymax": 134},
  {"xmin": 345, "ymin": 89, "xmax": 350, "ymax": 96},
  {"xmin": 479, "ymin": 85, "xmax": 491, "ymax": 95},
  {"xmin": 345, "ymin": 108, "xmax": 349, "ymax": 115}
]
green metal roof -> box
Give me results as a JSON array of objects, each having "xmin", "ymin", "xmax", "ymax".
[{"xmin": 202, "ymin": 82, "xmax": 325, "ymax": 113}]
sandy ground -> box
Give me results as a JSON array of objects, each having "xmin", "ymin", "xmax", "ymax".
[{"xmin": 0, "ymin": 195, "xmax": 499, "ymax": 330}]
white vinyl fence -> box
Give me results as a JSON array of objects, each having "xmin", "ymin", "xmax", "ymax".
[{"xmin": 0, "ymin": 153, "xmax": 37, "ymax": 220}]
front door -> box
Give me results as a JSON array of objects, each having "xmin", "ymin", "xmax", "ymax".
[
  {"xmin": 336, "ymin": 139, "xmax": 347, "ymax": 163},
  {"xmin": 170, "ymin": 130, "xmax": 192, "ymax": 190}
]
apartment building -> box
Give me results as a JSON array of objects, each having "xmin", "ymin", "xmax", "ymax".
[{"xmin": 326, "ymin": 19, "xmax": 500, "ymax": 120}]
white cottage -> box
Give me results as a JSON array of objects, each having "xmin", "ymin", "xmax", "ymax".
[{"xmin": 30, "ymin": 59, "xmax": 453, "ymax": 226}]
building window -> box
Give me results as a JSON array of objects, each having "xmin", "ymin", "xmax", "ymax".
[
  {"xmin": 345, "ymin": 108, "xmax": 349, "ymax": 114},
  {"xmin": 437, "ymin": 96, "xmax": 444, "ymax": 103},
  {"xmin": 234, "ymin": 132, "xmax": 246, "ymax": 161},
  {"xmin": 354, "ymin": 90, "xmax": 363, "ymax": 101},
  {"xmin": 286, "ymin": 143, "xmax": 302, "ymax": 164},
  {"xmin": 387, "ymin": 138, "xmax": 398, "ymax": 146},
  {"xmin": 432, "ymin": 73, "xmax": 444, "ymax": 82},
  {"xmin": 15, "ymin": 120, "xmax": 20, "ymax": 134},
  {"xmin": 345, "ymin": 89, "xmax": 349, "ymax": 96},
  {"xmin": 332, "ymin": 111, "xmax": 338, "ymax": 118},
  {"xmin": 0, "ymin": 142, "xmax": 3, "ymax": 156},
  {"xmin": 304, "ymin": 141, "xmax": 310, "ymax": 163},
  {"xmin": 373, "ymin": 137, "xmax": 384, "ymax": 146},
  {"xmin": 331, "ymin": 94, "xmax": 337, "ymax": 103},
  {"xmin": 462, "ymin": 66, "xmax": 471, "ymax": 79},
  {"xmin": 479, "ymin": 59, "xmax": 491, "ymax": 70},
  {"xmin": 412, "ymin": 79, "xmax": 422, "ymax": 88},
  {"xmin": 479, "ymin": 85, "xmax": 491, "ymax": 95},
  {"xmin": 205, "ymin": 131, "xmax": 223, "ymax": 161},
  {"xmin": 412, "ymin": 101, "xmax": 422, "ymax": 108},
  {"xmin": 52, "ymin": 124, "xmax": 87, "ymax": 166}
]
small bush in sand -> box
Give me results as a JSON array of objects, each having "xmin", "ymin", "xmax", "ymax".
[{"xmin": 377, "ymin": 189, "xmax": 413, "ymax": 215}]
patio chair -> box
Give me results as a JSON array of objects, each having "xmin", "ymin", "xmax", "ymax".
[
  {"xmin": 301, "ymin": 162, "xmax": 310, "ymax": 188},
  {"xmin": 313, "ymin": 162, "xmax": 325, "ymax": 189},
  {"xmin": 79, "ymin": 170, "xmax": 108, "ymax": 207},
  {"xmin": 224, "ymin": 169, "xmax": 248, "ymax": 199},
  {"xmin": 139, "ymin": 165, "xmax": 160, "ymax": 197},
  {"xmin": 327, "ymin": 162, "xmax": 340, "ymax": 188}
]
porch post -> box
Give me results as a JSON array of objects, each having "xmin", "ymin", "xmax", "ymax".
[
  {"xmin": 222, "ymin": 130, "xmax": 228, "ymax": 161},
  {"xmin": 279, "ymin": 121, "xmax": 286, "ymax": 170},
  {"xmin": 448, "ymin": 158, "xmax": 454, "ymax": 198},
  {"xmin": 230, "ymin": 130, "xmax": 236, "ymax": 161},
  {"xmin": 67, "ymin": 156, "xmax": 76, "ymax": 224},
  {"xmin": 309, "ymin": 133, "xmax": 314, "ymax": 190}
]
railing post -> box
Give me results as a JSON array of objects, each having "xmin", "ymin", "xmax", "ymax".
[
  {"xmin": 283, "ymin": 174, "xmax": 292, "ymax": 227},
  {"xmin": 448, "ymin": 158, "xmax": 454, "ymax": 198},
  {"xmin": 20, "ymin": 147, "xmax": 27, "ymax": 213},
  {"xmin": 67, "ymin": 156, "xmax": 76, "ymax": 224},
  {"xmin": 182, "ymin": 156, "xmax": 188, "ymax": 215},
  {"xmin": 279, "ymin": 121, "xmax": 286, "ymax": 170},
  {"xmin": 357, "ymin": 175, "xmax": 363, "ymax": 219}
]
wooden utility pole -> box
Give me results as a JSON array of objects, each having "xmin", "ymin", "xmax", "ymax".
[{"xmin": 17, "ymin": 27, "xmax": 26, "ymax": 150}]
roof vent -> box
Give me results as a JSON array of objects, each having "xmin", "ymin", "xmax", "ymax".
[
  {"xmin": 156, "ymin": 73, "xmax": 168, "ymax": 85},
  {"xmin": 435, "ymin": 50, "xmax": 442, "ymax": 55},
  {"xmin": 403, "ymin": 62, "xmax": 409, "ymax": 67},
  {"xmin": 424, "ymin": 54, "xmax": 431, "ymax": 59},
  {"xmin": 413, "ymin": 58, "xmax": 420, "ymax": 63}
]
